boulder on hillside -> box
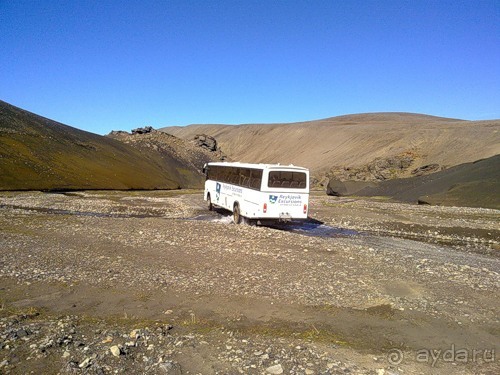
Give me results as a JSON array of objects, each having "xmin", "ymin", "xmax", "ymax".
[
  {"xmin": 191, "ymin": 134, "xmax": 228, "ymax": 160},
  {"xmin": 132, "ymin": 126, "xmax": 154, "ymax": 135},
  {"xmin": 194, "ymin": 134, "xmax": 217, "ymax": 152}
]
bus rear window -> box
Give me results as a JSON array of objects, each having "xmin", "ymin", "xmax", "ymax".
[{"xmin": 268, "ymin": 171, "xmax": 307, "ymax": 189}]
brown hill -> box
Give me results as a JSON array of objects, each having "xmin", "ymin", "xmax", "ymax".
[
  {"xmin": 162, "ymin": 113, "xmax": 500, "ymax": 183},
  {"xmin": 0, "ymin": 100, "xmax": 203, "ymax": 190}
]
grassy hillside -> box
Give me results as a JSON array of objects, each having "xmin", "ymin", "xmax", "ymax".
[
  {"xmin": 162, "ymin": 113, "xmax": 500, "ymax": 179},
  {"xmin": 0, "ymin": 100, "xmax": 202, "ymax": 190}
]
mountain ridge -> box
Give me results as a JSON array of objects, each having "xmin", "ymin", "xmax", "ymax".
[
  {"xmin": 161, "ymin": 113, "xmax": 500, "ymax": 182},
  {"xmin": 166, "ymin": 112, "xmax": 469, "ymax": 129}
]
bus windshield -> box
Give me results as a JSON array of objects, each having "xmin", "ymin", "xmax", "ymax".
[{"xmin": 268, "ymin": 171, "xmax": 307, "ymax": 189}]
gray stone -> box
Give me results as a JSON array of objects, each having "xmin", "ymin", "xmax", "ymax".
[
  {"xmin": 266, "ymin": 364, "xmax": 284, "ymax": 374},
  {"xmin": 16, "ymin": 329, "xmax": 29, "ymax": 337},
  {"xmin": 110, "ymin": 345, "xmax": 121, "ymax": 357},
  {"xmin": 78, "ymin": 357, "xmax": 92, "ymax": 368}
]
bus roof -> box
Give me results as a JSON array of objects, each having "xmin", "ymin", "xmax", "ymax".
[{"xmin": 205, "ymin": 162, "xmax": 308, "ymax": 171}]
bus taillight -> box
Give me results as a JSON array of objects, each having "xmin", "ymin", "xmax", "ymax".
[
  {"xmin": 263, "ymin": 203, "xmax": 267, "ymax": 213},
  {"xmin": 303, "ymin": 204, "xmax": 307, "ymax": 214}
]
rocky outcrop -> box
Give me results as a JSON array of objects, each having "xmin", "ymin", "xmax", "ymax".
[
  {"xmin": 194, "ymin": 134, "xmax": 217, "ymax": 151},
  {"xmin": 322, "ymin": 152, "xmax": 442, "ymax": 187},
  {"xmin": 131, "ymin": 126, "xmax": 154, "ymax": 135},
  {"xmin": 192, "ymin": 134, "xmax": 228, "ymax": 161},
  {"xmin": 108, "ymin": 127, "xmax": 228, "ymax": 188},
  {"xmin": 367, "ymin": 153, "xmax": 414, "ymax": 180},
  {"xmin": 325, "ymin": 152, "xmax": 418, "ymax": 183},
  {"xmin": 320, "ymin": 152, "xmax": 446, "ymax": 191}
]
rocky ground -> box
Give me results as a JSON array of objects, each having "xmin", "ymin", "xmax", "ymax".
[{"xmin": 0, "ymin": 190, "xmax": 498, "ymax": 374}]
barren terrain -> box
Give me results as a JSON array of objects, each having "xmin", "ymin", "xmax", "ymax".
[
  {"xmin": 162, "ymin": 113, "xmax": 500, "ymax": 180},
  {"xmin": 0, "ymin": 191, "xmax": 499, "ymax": 374}
]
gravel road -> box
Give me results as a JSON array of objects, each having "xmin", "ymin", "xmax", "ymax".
[{"xmin": 0, "ymin": 190, "xmax": 498, "ymax": 375}]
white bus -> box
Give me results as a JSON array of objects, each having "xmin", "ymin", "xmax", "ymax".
[{"xmin": 203, "ymin": 162, "xmax": 309, "ymax": 224}]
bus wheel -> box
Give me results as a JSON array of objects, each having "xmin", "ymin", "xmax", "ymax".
[
  {"xmin": 207, "ymin": 193, "xmax": 213, "ymax": 211},
  {"xmin": 233, "ymin": 204, "xmax": 241, "ymax": 224}
]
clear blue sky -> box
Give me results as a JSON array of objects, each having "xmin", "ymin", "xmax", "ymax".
[{"xmin": 1, "ymin": 0, "xmax": 499, "ymax": 134}]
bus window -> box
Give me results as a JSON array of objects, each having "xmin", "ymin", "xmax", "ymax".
[
  {"xmin": 239, "ymin": 168, "xmax": 251, "ymax": 187},
  {"xmin": 208, "ymin": 166, "xmax": 218, "ymax": 181},
  {"xmin": 220, "ymin": 167, "xmax": 229, "ymax": 183},
  {"xmin": 229, "ymin": 168, "xmax": 239, "ymax": 185},
  {"xmin": 249, "ymin": 169, "xmax": 263, "ymax": 190},
  {"xmin": 268, "ymin": 171, "xmax": 307, "ymax": 189}
]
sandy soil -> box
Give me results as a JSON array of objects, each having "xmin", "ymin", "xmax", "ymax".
[{"xmin": 0, "ymin": 190, "xmax": 499, "ymax": 374}]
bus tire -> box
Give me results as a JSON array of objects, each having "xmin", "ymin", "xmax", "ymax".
[
  {"xmin": 233, "ymin": 203, "xmax": 241, "ymax": 224},
  {"xmin": 207, "ymin": 193, "xmax": 213, "ymax": 211}
]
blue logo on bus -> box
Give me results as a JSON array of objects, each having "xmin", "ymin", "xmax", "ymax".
[
  {"xmin": 216, "ymin": 183, "xmax": 221, "ymax": 201},
  {"xmin": 269, "ymin": 195, "xmax": 278, "ymax": 204}
]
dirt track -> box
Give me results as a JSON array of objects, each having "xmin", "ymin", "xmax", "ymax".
[{"xmin": 0, "ymin": 190, "xmax": 499, "ymax": 374}]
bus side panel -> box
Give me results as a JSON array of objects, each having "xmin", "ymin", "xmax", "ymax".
[
  {"xmin": 240, "ymin": 188, "xmax": 262, "ymax": 218},
  {"xmin": 205, "ymin": 180, "xmax": 236, "ymax": 213},
  {"xmin": 206, "ymin": 181, "xmax": 264, "ymax": 217}
]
